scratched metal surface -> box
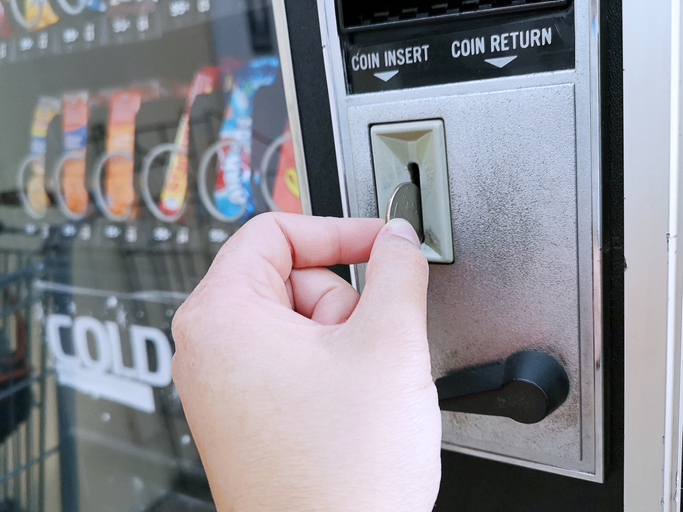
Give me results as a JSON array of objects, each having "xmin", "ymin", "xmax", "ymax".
[{"xmin": 345, "ymin": 84, "xmax": 596, "ymax": 472}]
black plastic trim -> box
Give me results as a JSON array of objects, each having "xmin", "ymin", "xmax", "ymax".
[
  {"xmin": 337, "ymin": 0, "xmax": 570, "ymax": 33},
  {"xmin": 284, "ymin": 0, "xmax": 351, "ymax": 283}
]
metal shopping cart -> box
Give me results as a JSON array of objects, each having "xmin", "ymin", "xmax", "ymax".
[{"xmin": 0, "ymin": 249, "xmax": 58, "ymax": 512}]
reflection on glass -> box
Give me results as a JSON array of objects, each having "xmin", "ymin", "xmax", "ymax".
[{"xmin": 0, "ymin": 1, "xmax": 300, "ymax": 510}]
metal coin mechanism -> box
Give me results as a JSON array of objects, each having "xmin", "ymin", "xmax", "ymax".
[{"xmin": 386, "ymin": 181, "xmax": 424, "ymax": 243}]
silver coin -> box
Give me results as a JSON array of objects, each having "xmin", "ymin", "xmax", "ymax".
[{"xmin": 386, "ymin": 181, "xmax": 424, "ymax": 243}]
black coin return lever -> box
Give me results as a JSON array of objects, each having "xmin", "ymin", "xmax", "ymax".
[{"xmin": 435, "ymin": 350, "xmax": 570, "ymax": 424}]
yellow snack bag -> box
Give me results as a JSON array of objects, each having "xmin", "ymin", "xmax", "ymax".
[{"xmin": 24, "ymin": 96, "xmax": 60, "ymax": 216}]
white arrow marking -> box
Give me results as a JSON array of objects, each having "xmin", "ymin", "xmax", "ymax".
[
  {"xmin": 374, "ymin": 70, "xmax": 399, "ymax": 82},
  {"xmin": 485, "ymin": 55, "xmax": 518, "ymax": 69}
]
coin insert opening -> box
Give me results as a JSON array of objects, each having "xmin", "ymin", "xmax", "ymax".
[
  {"xmin": 407, "ymin": 161, "xmax": 421, "ymax": 190},
  {"xmin": 370, "ymin": 119, "xmax": 453, "ymax": 263},
  {"xmin": 407, "ymin": 161, "xmax": 425, "ymax": 242}
]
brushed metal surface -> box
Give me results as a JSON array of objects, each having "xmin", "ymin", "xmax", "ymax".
[{"xmin": 346, "ymin": 84, "xmax": 593, "ymax": 471}]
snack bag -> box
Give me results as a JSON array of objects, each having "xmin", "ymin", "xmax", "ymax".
[
  {"xmin": 104, "ymin": 90, "xmax": 141, "ymax": 217},
  {"xmin": 158, "ymin": 66, "xmax": 219, "ymax": 217},
  {"xmin": 86, "ymin": 0, "xmax": 106, "ymax": 12},
  {"xmin": 25, "ymin": 0, "xmax": 59, "ymax": 31},
  {"xmin": 213, "ymin": 56, "xmax": 279, "ymax": 221},
  {"xmin": 270, "ymin": 123, "xmax": 302, "ymax": 214},
  {"xmin": 25, "ymin": 96, "xmax": 60, "ymax": 215},
  {"xmin": 61, "ymin": 92, "xmax": 89, "ymax": 215}
]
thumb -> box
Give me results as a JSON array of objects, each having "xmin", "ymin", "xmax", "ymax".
[{"xmin": 351, "ymin": 218, "xmax": 429, "ymax": 340}]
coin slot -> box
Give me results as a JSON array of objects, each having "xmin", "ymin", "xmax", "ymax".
[
  {"xmin": 406, "ymin": 161, "xmax": 426, "ymax": 242},
  {"xmin": 407, "ymin": 161, "xmax": 421, "ymax": 189},
  {"xmin": 370, "ymin": 119, "xmax": 454, "ymax": 263}
]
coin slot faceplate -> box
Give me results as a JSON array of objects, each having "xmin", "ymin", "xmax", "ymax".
[{"xmin": 370, "ymin": 119, "xmax": 453, "ymax": 263}]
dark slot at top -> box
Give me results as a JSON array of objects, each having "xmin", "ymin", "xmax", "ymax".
[{"xmin": 337, "ymin": 0, "xmax": 571, "ymax": 32}]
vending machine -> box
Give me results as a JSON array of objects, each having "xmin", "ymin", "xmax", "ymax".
[
  {"xmin": 0, "ymin": 0, "xmax": 307, "ymax": 510},
  {"xmin": 2, "ymin": 0, "xmax": 683, "ymax": 511},
  {"xmin": 278, "ymin": 0, "xmax": 683, "ymax": 512}
]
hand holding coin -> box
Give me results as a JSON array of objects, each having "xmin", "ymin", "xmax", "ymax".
[{"xmin": 386, "ymin": 181, "xmax": 424, "ymax": 243}]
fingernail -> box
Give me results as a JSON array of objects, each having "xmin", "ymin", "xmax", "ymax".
[{"xmin": 384, "ymin": 218, "xmax": 421, "ymax": 248}]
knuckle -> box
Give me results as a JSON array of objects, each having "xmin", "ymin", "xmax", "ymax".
[
  {"xmin": 171, "ymin": 301, "xmax": 188, "ymax": 339},
  {"xmin": 243, "ymin": 211, "xmax": 279, "ymax": 232},
  {"xmin": 257, "ymin": 210, "xmax": 279, "ymax": 223},
  {"xmin": 170, "ymin": 295, "xmax": 206, "ymax": 354},
  {"xmin": 213, "ymin": 211, "xmax": 281, "ymax": 264},
  {"xmin": 170, "ymin": 353, "xmax": 182, "ymax": 382},
  {"xmin": 170, "ymin": 302, "xmax": 190, "ymax": 354}
]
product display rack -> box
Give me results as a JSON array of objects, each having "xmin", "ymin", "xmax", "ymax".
[
  {"xmin": 0, "ymin": 0, "xmax": 211, "ymax": 66},
  {"xmin": 0, "ymin": 1, "xmax": 300, "ymax": 509}
]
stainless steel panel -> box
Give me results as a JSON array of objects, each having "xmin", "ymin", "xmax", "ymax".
[
  {"xmin": 345, "ymin": 84, "xmax": 594, "ymax": 471},
  {"xmin": 314, "ymin": 0, "xmax": 602, "ymax": 481}
]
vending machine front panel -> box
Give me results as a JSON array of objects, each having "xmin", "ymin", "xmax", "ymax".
[{"xmin": 313, "ymin": 0, "xmax": 603, "ymax": 481}]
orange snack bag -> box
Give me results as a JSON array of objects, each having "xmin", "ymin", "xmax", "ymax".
[
  {"xmin": 61, "ymin": 92, "xmax": 89, "ymax": 215},
  {"xmin": 105, "ymin": 90, "xmax": 141, "ymax": 216}
]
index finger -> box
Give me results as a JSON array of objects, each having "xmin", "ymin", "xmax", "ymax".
[{"xmin": 214, "ymin": 212, "xmax": 384, "ymax": 283}]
